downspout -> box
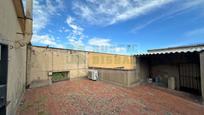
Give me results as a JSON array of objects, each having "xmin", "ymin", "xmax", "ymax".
[{"xmin": 25, "ymin": 0, "xmax": 33, "ymax": 88}]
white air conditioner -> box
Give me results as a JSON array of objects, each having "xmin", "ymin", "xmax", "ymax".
[{"xmin": 88, "ymin": 70, "xmax": 99, "ymax": 81}]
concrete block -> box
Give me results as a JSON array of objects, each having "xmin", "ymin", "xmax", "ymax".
[{"xmin": 168, "ymin": 77, "xmax": 175, "ymax": 90}]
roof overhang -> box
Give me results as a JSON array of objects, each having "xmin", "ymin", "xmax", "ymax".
[
  {"xmin": 12, "ymin": 0, "xmax": 25, "ymax": 33},
  {"xmin": 136, "ymin": 44, "xmax": 204, "ymax": 56},
  {"xmin": 136, "ymin": 51, "xmax": 203, "ymax": 56}
]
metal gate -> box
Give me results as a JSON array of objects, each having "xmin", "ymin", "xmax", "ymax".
[
  {"xmin": 0, "ymin": 44, "xmax": 8, "ymax": 115},
  {"xmin": 179, "ymin": 63, "xmax": 201, "ymax": 95}
]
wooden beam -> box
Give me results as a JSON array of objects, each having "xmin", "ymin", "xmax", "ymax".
[{"xmin": 12, "ymin": 0, "xmax": 25, "ymax": 32}]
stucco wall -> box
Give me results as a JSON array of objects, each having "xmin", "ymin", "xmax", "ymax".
[
  {"xmin": 27, "ymin": 46, "xmax": 88, "ymax": 85},
  {"xmin": 0, "ymin": 0, "xmax": 27, "ymax": 115},
  {"xmin": 88, "ymin": 52, "xmax": 136, "ymax": 70}
]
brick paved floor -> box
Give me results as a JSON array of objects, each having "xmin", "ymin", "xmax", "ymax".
[{"xmin": 17, "ymin": 79, "xmax": 204, "ymax": 115}]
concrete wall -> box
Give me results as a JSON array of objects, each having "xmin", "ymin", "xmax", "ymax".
[
  {"xmin": 27, "ymin": 46, "xmax": 88, "ymax": 85},
  {"xmin": 200, "ymin": 52, "xmax": 204, "ymax": 101},
  {"xmin": 151, "ymin": 65, "xmax": 179, "ymax": 89},
  {"xmin": 96, "ymin": 68, "xmax": 137, "ymax": 87},
  {"xmin": 88, "ymin": 52, "xmax": 136, "ymax": 70},
  {"xmin": 127, "ymin": 70, "xmax": 138, "ymax": 86},
  {"xmin": 135, "ymin": 57, "xmax": 149, "ymax": 84},
  {"xmin": 0, "ymin": 0, "xmax": 27, "ymax": 114},
  {"xmin": 88, "ymin": 53, "xmax": 137, "ymax": 87},
  {"xmin": 99, "ymin": 56, "xmax": 150, "ymax": 87},
  {"xmin": 28, "ymin": 47, "xmax": 138, "ymax": 87}
]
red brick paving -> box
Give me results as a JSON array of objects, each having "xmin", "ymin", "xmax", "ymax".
[{"xmin": 17, "ymin": 79, "xmax": 204, "ymax": 115}]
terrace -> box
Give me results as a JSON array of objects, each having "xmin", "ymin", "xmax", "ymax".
[{"xmin": 17, "ymin": 79, "xmax": 204, "ymax": 115}]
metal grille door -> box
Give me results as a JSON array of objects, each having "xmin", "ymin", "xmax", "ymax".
[{"xmin": 179, "ymin": 64, "xmax": 201, "ymax": 95}]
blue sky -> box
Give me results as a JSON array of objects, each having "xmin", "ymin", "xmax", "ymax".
[{"xmin": 30, "ymin": 0, "xmax": 204, "ymax": 54}]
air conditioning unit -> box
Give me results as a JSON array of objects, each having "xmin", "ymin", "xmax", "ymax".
[{"xmin": 88, "ymin": 70, "xmax": 99, "ymax": 81}]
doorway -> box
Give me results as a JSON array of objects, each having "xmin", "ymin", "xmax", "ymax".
[
  {"xmin": 179, "ymin": 63, "xmax": 201, "ymax": 95},
  {"xmin": 0, "ymin": 43, "xmax": 8, "ymax": 115}
]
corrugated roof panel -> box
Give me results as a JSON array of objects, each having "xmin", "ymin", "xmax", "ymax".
[{"xmin": 136, "ymin": 45, "xmax": 204, "ymax": 56}]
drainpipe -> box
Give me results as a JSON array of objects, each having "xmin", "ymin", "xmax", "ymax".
[
  {"xmin": 24, "ymin": 0, "xmax": 33, "ymax": 88},
  {"xmin": 15, "ymin": 0, "xmax": 33, "ymax": 48}
]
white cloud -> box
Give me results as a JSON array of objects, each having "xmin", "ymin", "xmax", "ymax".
[
  {"xmin": 65, "ymin": 17, "xmax": 127, "ymax": 53},
  {"xmin": 131, "ymin": 0, "xmax": 204, "ymax": 32},
  {"xmin": 59, "ymin": 27, "xmax": 70, "ymax": 33},
  {"xmin": 88, "ymin": 38, "xmax": 111, "ymax": 46},
  {"xmin": 68, "ymin": 38, "xmax": 84, "ymax": 48},
  {"xmin": 131, "ymin": 16, "xmax": 161, "ymax": 32},
  {"xmin": 33, "ymin": 0, "xmax": 64, "ymax": 33},
  {"xmin": 64, "ymin": 16, "xmax": 126, "ymax": 53},
  {"xmin": 32, "ymin": 0, "xmax": 64, "ymax": 48},
  {"xmin": 109, "ymin": 0, "xmax": 173, "ymax": 25},
  {"xmin": 73, "ymin": 0, "xmax": 204, "ymax": 27},
  {"xmin": 64, "ymin": 29, "xmax": 69, "ymax": 32},
  {"xmin": 186, "ymin": 28, "xmax": 204, "ymax": 36},
  {"xmin": 66, "ymin": 16, "xmax": 85, "ymax": 48},
  {"xmin": 66, "ymin": 17, "xmax": 84, "ymax": 32},
  {"xmin": 72, "ymin": 0, "xmax": 173, "ymax": 25},
  {"xmin": 168, "ymin": 27, "xmax": 204, "ymax": 47},
  {"xmin": 65, "ymin": 16, "xmax": 128, "ymax": 53},
  {"xmin": 112, "ymin": 47, "xmax": 127, "ymax": 53},
  {"xmin": 33, "ymin": 0, "xmax": 48, "ymax": 33},
  {"xmin": 32, "ymin": 34, "xmax": 65, "ymax": 48},
  {"xmin": 87, "ymin": 37, "xmax": 127, "ymax": 53}
]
